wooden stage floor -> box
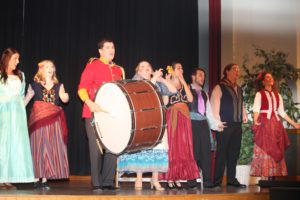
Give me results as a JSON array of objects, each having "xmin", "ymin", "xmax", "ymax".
[{"xmin": 0, "ymin": 178, "xmax": 269, "ymax": 200}]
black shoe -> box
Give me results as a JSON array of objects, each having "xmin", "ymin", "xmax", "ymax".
[
  {"xmin": 187, "ymin": 184, "xmax": 198, "ymax": 190},
  {"xmin": 92, "ymin": 186, "xmax": 102, "ymax": 192},
  {"xmin": 227, "ymin": 181, "xmax": 246, "ymax": 188},
  {"xmin": 186, "ymin": 179, "xmax": 198, "ymax": 190},
  {"xmin": 33, "ymin": 181, "xmax": 42, "ymax": 189},
  {"xmin": 268, "ymin": 176, "xmax": 276, "ymax": 181},
  {"xmin": 210, "ymin": 183, "xmax": 221, "ymax": 188},
  {"xmin": 102, "ymin": 185, "xmax": 119, "ymax": 190},
  {"xmin": 41, "ymin": 182, "xmax": 50, "ymax": 190},
  {"xmin": 203, "ymin": 182, "xmax": 216, "ymax": 188}
]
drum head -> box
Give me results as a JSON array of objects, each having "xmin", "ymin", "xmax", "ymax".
[{"xmin": 93, "ymin": 82, "xmax": 132, "ymax": 154}]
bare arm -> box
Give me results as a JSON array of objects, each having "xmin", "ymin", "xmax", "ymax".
[
  {"xmin": 253, "ymin": 112, "xmax": 260, "ymax": 125},
  {"xmin": 242, "ymin": 103, "xmax": 248, "ymax": 123},
  {"xmin": 24, "ymin": 84, "xmax": 35, "ymax": 106},
  {"xmin": 59, "ymin": 84, "xmax": 69, "ymax": 103},
  {"xmin": 158, "ymin": 77, "xmax": 177, "ymax": 93},
  {"xmin": 282, "ymin": 114, "xmax": 300, "ymax": 129},
  {"xmin": 276, "ymin": 94, "xmax": 300, "ymax": 128},
  {"xmin": 162, "ymin": 95, "xmax": 169, "ymax": 105},
  {"xmin": 177, "ymin": 73, "xmax": 193, "ymax": 102},
  {"xmin": 150, "ymin": 69, "xmax": 163, "ymax": 84}
]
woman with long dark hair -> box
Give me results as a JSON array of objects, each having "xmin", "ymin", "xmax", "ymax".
[
  {"xmin": 250, "ymin": 72, "xmax": 300, "ymax": 180},
  {"xmin": 159, "ymin": 62, "xmax": 200, "ymax": 189},
  {"xmin": 0, "ymin": 48, "xmax": 34, "ymax": 189}
]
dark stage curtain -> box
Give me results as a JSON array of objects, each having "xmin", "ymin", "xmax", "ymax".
[
  {"xmin": 0, "ymin": 0, "xmax": 24, "ymax": 53},
  {"xmin": 208, "ymin": 0, "xmax": 221, "ymax": 92},
  {"xmin": 0, "ymin": 0, "xmax": 199, "ymax": 175}
]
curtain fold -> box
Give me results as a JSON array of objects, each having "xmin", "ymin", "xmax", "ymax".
[
  {"xmin": 209, "ymin": 0, "xmax": 221, "ymax": 93},
  {"xmin": 208, "ymin": 0, "xmax": 221, "ymax": 181}
]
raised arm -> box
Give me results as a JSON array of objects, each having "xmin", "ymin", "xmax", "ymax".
[{"xmin": 177, "ymin": 73, "xmax": 193, "ymax": 102}]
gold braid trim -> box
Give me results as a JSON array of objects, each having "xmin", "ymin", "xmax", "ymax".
[{"xmin": 87, "ymin": 57, "xmax": 99, "ymax": 64}]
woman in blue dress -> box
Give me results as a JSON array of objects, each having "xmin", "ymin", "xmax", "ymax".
[
  {"xmin": 117, "ymin": 61, "xmax": 177, "ymax": 190},
  {"xmin": 0, "ymin": 48, "xmax": 34, "ymax": 189}
]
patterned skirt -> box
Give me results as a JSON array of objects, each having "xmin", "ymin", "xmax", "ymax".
[
  {"xmin": 117, "ymin": 149, "xmax": 168, "ymax": 173},
  {"xmin": 250, "ymin": 145, "xmax": 288, "ymax": 177},
  {"xmin": 250, "ymin": 115, "xmax": 289, "ymax": 177},
  {"xmin": 30, "ymin": 119, "xmax": 69, "ymax": 179}
]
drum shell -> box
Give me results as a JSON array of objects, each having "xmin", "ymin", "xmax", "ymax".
[{"xmin": 93, "ymin": 80, "xmax": 166, "ymax": 154}]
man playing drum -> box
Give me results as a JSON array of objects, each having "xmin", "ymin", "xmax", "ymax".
[{"xmin": 78, "ymin": 39, "xmax": 125, "ymax": 191}]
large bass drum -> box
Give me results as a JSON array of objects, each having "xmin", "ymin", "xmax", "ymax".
[{"xmin": 93, "ymin": 80, "xmax": 166, "ymax": 155}]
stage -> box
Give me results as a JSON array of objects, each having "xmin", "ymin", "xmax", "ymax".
[{"xmin": 0, "ymin": 177, "xmax": 269, "ymax": 200}]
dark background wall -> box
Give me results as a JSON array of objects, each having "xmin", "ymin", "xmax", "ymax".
[{"xmin": 0, "ymin": 0, "xmax": 200, "ymax": 175}]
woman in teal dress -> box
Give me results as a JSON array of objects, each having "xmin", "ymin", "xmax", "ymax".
[{"xmin": 0, "ymin": 48, "xmax": 34, "ymax": 189}]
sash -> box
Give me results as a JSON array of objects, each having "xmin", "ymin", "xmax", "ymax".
[{"xmin": 29, "ymin": 101, "xmax": 68, "ymax": 144}]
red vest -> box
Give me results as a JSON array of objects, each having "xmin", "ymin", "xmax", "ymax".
[{"xmin": 259, "ymin": 90, "xmax": 279, "ymax": 119}]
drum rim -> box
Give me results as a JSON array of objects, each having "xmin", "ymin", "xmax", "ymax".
[
  {"xmin": 92, "ymin": 81, "xmax": 133, "ymax": 155},
  {"xmin": 92, "ymin": 80, "xmax": 166, "ymax": 155}
]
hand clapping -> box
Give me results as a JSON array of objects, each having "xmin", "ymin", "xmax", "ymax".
[{"xmin": 59, "ymin": 84, "xmax": 69, "ymax": 103}]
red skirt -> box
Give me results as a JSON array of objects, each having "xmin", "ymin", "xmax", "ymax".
[
  {"xmin": 29, "ymin": 101, "xmax": 69, "ymax": 179},
  {"xmin": 250, "ymin": 145, "xmax": 288, "ymax": 177},
  {"xmin": 159, "ymin": 103, "xmax": 200, "ymax": 181},
  {"xmin": 250, "ymin": 115, "xmax": 290, "ymax": 177}
]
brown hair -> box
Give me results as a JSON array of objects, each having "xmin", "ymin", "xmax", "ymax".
[
  {"xmin": 255, "ymin": 72, "xmax": 278, "ymax": 93},
  {"xmin": 222, "ymin": 63, "xmax": 238, "ymax": 79},
  {"xmin": 0, "ymin": 48, "xmax": 22, "ymax": 83},
  {"xmin": 191, "ymin": 67, "xmax": 206, "ymax": 86},
  {"xmin": 97, "ymin": 38, "xmax": 114, "ymax": 49}
]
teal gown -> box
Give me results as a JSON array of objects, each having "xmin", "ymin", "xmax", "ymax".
[{"xmin": 0, "ymin": 73, "xmax": 34, "ymax": 183}]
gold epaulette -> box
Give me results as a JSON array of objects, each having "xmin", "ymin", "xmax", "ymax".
[
  {"xmin": 87, "ymin": 57, "xmax": 99, "ymax": 64},
  {"xmin": 117, "ymin": 65, "xmax": 126, "ymax": 80}
]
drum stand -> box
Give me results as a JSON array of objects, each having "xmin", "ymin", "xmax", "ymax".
[{"xmin": 95, "ymin": 138, "xmax": 103, "ymax": 154}]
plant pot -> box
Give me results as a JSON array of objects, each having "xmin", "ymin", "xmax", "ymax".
[{"xmin": 236, "ymin": 165, "xmax": 251, "ymax": 186}]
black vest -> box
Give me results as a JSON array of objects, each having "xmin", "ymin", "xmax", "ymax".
[{"xmin": 219, "ymin": 83, "xmax": 243, "ymax": 123}]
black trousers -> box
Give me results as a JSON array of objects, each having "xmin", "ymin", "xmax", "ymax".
[
  {"xmin": 191, "ymin": 120, "xmax": 212, "ymax": 185},
  {"xmin": 214, "ymin": 122, "xmax": 242, "ymax": 184},
  {"xmin": 85, "ymin": 118, "xmax": 117, "ymax": 187}
]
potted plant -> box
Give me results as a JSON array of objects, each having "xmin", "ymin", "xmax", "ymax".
[{"xmin": 236, "ymin": 46, "xmax": 300, "ymax": 185}]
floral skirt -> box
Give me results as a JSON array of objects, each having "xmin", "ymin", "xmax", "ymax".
[
  {"xmin": 250, "ymin": 144, "xmax": 288, "ymax": 177},
  {"xmin": 117, "ymin": 149, "xmax": 168, "ymax": 173},
  {"xmin": 250, "ymin": 115, "xmax": 289, "ymax": 177}
]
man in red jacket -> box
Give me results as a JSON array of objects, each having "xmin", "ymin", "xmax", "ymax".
[{"xmin": 78, "ymin": 39, "xmax": 124, "ymax": 191}]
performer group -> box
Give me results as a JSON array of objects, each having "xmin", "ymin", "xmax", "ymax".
[{"xmin": 0, "ymin": 39, "xmax": 299, "ymax": 191}]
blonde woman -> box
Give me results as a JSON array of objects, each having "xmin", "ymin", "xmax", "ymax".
[{"xmin": 25, "ymin": 60, "xmax": 69, "ymax": 190}]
